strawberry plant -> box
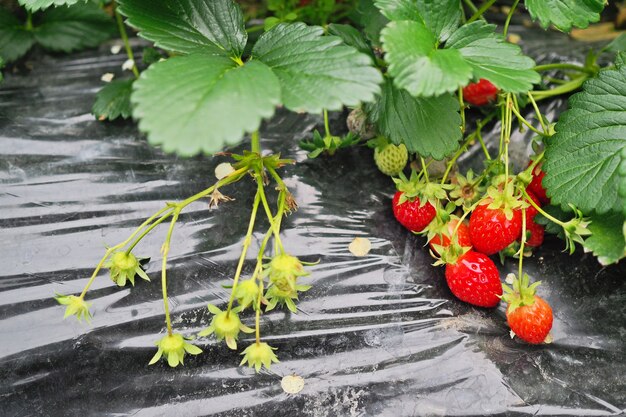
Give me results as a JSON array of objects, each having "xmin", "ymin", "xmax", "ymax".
[
  {"xmin": 0, "ymin": 1, "xmax": 115, "ymax": 63},
  {"xmin": 52, "ymin": 0, "xmax": 382, "ymax": 371},
  {"xmin": 16, "ymin": 0, "xmax": 619, "ymax": 370}
]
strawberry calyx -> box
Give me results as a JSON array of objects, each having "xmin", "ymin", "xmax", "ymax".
[
  {"xmin": 393, "ymin": 170, "xmax": 452, "ymax": 208},
  {"xmin": 483, "ymin": 182, "xmax": 527, "ymax": 221},
  {"xmin": 423, "ymin": 208, "xmax": 452, "ymax": 240},
  {"xmin": 231, "ymin": 151, "xmax": 295, "ymax": 172},
  {"xmin": 431, "ymin": 242, "xmax": 471, "ymax": 267},
  {"xmin": 449, "ymin": 169, "xmax": 484, "ymax": 208},
  {"xmin": 501, "ymin": 273, "xmax": 541, "ymax": 313},
  {"xmin": 392, "ymin": 170, "xmax": 421, "ymax": 203},
  {"xmin": 367, "ymin": 135, "xmax": 391, "ymax": 151},
  {"xmin": 561, "ymin": 204, "xmax": 592, "ymax": 254}
]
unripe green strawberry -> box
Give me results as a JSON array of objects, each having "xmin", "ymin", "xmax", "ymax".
[{"xmin": 374, "ymin": 142, "xmax": 408, "ymax": 176}]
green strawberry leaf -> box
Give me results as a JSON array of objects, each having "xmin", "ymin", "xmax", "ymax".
[
  {"xmin": 18, "ymin": 0, "xmax": 85, "ymax": 12},
  {"xmin": 525, "ymin": 0, "xmax": 605, "ymax": 32},
  {"xmin": 132, "ymin": 54, "xmax": 281, "ymax": 156},
  {"xmin": 117, "ymin": 0, "xmax": 247, "ymax": 57},
  {"xmin": 445, "ymin": 21, "xmax": 540, "ymax": 93},
  {"xmin": 584, "ymin": 212, "xmax": 626, "ymax": 265},
  {"xmin": 141, "ymin": 47, "xmax": 163, "ymax": 66},
  {"xmin": 92, "ymin": 79, "xmax": 134, "ymax": 121},
  {"xmin": 619, "ymin": 146, "xmax": 626, "ymax": 216},
  {"xmin": 374, "ymin": 0, "xmax": 421, "ymax": 21},
  {"xmin": 327, "ymin": 23, "xmax": 373, "ymax": 58},
  {"xmin": 382, "ymin": 20, "xmax": 471, "ymax": 97},
  {"xmin": 367, "ymin": 78, "xmax": 461, "ymax": 159},
  {"xmin": 0, "ymin": 57, "xmax": 4, "ymax": 83},
  {"xmin": 375, "ymin": 0, "xmax": 461, "ymax": 42},
  {"xmin": 603, "ymin": 33, "xmax": 626, "ymax": 54},
  {"xmin": 252, "ymin": 23, "xmax": 382, "ymax": 113},
  {"xmin": 351, "ymin": 0, "xmax": 388, "ymax": 46},
  {"xmin": 33, "ymin": 3, "xmax": 115, "ymax": 53},
  {"xmin": 0, "ymin": 7, "xmax": 35, "ymax": 62},
  {"xmin": 616, "ymin": 52, "xmax": 626, "ymax": 69},
  {"xmin": 544, "ymin": 64, "xmax": 626, "ymax": 214}
]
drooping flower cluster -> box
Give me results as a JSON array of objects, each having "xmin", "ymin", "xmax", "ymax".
[{"xmin": 263, "ymin": 254, "xmax": 311, "ymax": 313}]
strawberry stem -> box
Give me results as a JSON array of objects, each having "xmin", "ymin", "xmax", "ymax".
[
  {"xmin": 520, "ymin": 188, "xmax": 563, "ymax": 227},
  {"xmin": 467, "ymin": 0, "xmax": 497, "ymax": 23},
  {"xmin": 458, "ymin": 86, "xmax": 466, "ymax": 133},
  {"xmin": 114, "ymin": 5, "xmax": 140, "ymax": 79},
  {"xmin": 441, "ymin": 111, "xmax": 497, "ymax": 184},
  {"xmin": 323, "ymin": 109, "xmax": 331, "ymax": 138},
  {"xmin": 502, "ymin": 0, "xmax": 520, "ymax": 37},
  {"xmin": 251, "ymin": 130, "xmax": 261, "ymax": 154},
  {"xmin": 256, "ymin": 172, "xmax": 286, "ymax": 254},
  {"xmin": 451, "ymin": 199, "xmax": 481, "ymax": 239},
  {"xmin": 510, "ymin": 104, "xmax": 548, "ymax": 137},
  {"xmin": 518, "ymin": 207, "xmax": 526, "ymax": 279},
  {"xmin": 533, "ymin": 63, "xmax": 595, "ymax": 74},
  {"xmin": 161, "ymin": 209, "xmax": 181, "ymax": 335},
  {"xmin": 530, "ymin": 76, "xmax": 588, "ymax": 101},
  {"xmin": 526, "ymin": 93, "xmax": 549, "ymax": 134},
  {"xmin": 420, "ymin": 156, "xmax": 429, "ymax": 182},
  {"xmin": 227, "ymin": 190, "xmax": 261, "ymax": 314},
  {"xmin": 125, "ymin": 209, "xmax": 175, "ymax": 254}
]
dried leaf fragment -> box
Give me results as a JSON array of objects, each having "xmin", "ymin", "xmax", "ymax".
[
  {"xmin": 349, "ymin": 237, "xmax": 372, "ymax": 257},
  {"xmin": 281, "ymin": 374, "xmax": 304, "ymax": 394}
]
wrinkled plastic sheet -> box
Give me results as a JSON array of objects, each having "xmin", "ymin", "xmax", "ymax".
[{"xmin": 0, "ymin": 29, "xmax": 625, "ymax": 417}]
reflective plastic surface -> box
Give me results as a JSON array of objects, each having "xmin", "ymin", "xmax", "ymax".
[{"xmin": 0, "ymin": 31, "xmax": 625, "ymax": 417}]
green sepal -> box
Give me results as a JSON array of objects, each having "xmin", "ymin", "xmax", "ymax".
[
  {"xmin": 240, "ymin": 342, "xmax": 279, "ymax": 373},
  {"xmin": 55, "ymin": 293, "xmax": 92, "ymax": 323},
  {"xmin": 149, "ymin": 333, "xmax": 202, "ymax": 368},
  {"xmin": 431, "ymin": 242, "xmax": 470, "ymax": 267},
  {"xmin": 449, "ymin": 169, "xmax": 484, "ymax": 208},
  {"xmin": 484, "ymin": 182, "xmax": 527, "ymax": 221},
  {"xmin": 300, "ymin": 131, "xmax": 361, "ymax": 158},
  {"xmin": 501, "ymin": 273, "xmax": 541, "ymax": 312},
  {"xmin": 561, "ymin": 204, "xmax": 592, "ymax": 255},
  {"xmin": 198, "ymin": 304, "xmax": 251, "ymax": 350}
]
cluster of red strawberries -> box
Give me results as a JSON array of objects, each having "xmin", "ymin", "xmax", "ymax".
[{"xmin": 392, "ymin": 161, "xmax": 554, "ymax": 345}]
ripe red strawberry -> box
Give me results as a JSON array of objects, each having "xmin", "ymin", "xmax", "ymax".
[
  {"xmin": 469, "ymin": 198, "xmax": 523, "ymax": 255},
  {"xmin": 525, "ymin": 222, "xmax": 545, "ymax": 247},
  {"xmin": 392, "ymin": 191, "xmax": 436, "ymax": 233},
  {"xmin": 527, "ymin": 162, "xmax": 550, "ymax": 205},
  {"xmin": 463, "ymin": 79, "xmax": 499, "ymax": 106},
  {"xmin": 429, "ymin": 217, "xmax": 471, "ymax": 254},
  {"xmin": 519, "ymin": 191, "xmax": 544, "ymax": 247},
  {"xmin": 444, "ymin": 250, "xmax": 502, "ymax": 307},
  {"xmin": 503, "ymin": 274, "xmax": 553, "ymax": 344}
]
